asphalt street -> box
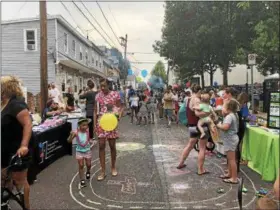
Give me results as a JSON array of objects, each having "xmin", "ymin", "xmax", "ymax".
[{"xmin": 28, "ymin": 115, "xmax": 273, "ymax": 210}]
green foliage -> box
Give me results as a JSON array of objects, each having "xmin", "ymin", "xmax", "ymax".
[
  {"xmin": 154, "ymin": 1, "xmax": 280, "ymax": 85},
  {"xmin": 136, "ymin": 76, "xmax": 142, "ymax": 83},
  {"xmin": 150, "ymin": 61, "xmax": 167, "ymax": 84}
]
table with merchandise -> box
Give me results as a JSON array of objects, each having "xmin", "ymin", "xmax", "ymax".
[{"xmin": 28, "ymin": 116, "xmax": 72, "ymax": 184}]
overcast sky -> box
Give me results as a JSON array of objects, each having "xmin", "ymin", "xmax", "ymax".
[{"xmin": 1, "ymin": 1, "xmax": 166, "ymax": 75}]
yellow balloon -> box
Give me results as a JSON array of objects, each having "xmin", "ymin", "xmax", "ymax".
[{"xmin": 99, "ymin": 113, "xmax": 118, "ymax": 131}]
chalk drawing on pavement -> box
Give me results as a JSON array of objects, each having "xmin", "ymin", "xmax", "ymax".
[
  {"xmin": 107, "ymin": 176, "xmax": 156, "ymax": 195},
  {"xmin": 116, "ymin": 142, "xmax": 145, "ymax": 152}
]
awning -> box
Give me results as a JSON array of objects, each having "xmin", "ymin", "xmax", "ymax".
[{"xmin": 58, "ymin": 59, "xmax": 106, "ymax": 79}]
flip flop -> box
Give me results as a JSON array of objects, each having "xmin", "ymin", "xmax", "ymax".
[
  {"xmin": 223, "ymin": 179, "xmax": 238, "ymax": 184},
  {"xmin": 97, "ymin": 174, "xmax": 107, "ymax": 181},
  {"xmin": 176, "ymin": 164, "xmax": 186, "ymax": 169},
  {"xmin": 112, "ymin": 170, "xmax": 118, "ymax": 177},
  {"xmin": 197, "ymin": 171, "xmax": 210, "ymax": 176},
  {"xmin": 219, "ymin": 174, "xmax": 230, "ymax": 179}
]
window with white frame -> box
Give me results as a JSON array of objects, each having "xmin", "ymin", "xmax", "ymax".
[
  {"xmin": 24, "ymin": 29, "xmax": 37, "ymax": 51},
  {"xmin": 79, "ymin": 46, "xmax": 83, "ymax": 61},
  {"xmin": 92, "ymin": 54, "xmax": 94, "ymax": 64},
  {"xmin": 96, "ymin": 60, "xmax": 98, "ymax": 67},
  {"xmin": 72, "ymin": 40, "xmax": 76, "ymax": 57},
  {"xmin": 64, "ymin": 33, "xmax": 68, "ymax": 53}
]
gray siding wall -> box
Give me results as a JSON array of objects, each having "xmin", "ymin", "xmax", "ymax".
[
  {"xmin": 1, "ymin": 19, "xmax": 56, "ymax": 94},
  {"xmin": 56, "ymin": 22, "xmax": 104, "ymax": 73}
]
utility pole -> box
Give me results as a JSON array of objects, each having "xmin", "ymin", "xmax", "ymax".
[
  {"xmin": 40, "ymin": 0, "xmax": 48, "ymax": 114},
  {"xmin": 248, "ymin": 54, "xmax": 256, "ymax": 113},
  {"xmin": 120, "ymin": 34, "xmax": 128, "ymax": 85}
]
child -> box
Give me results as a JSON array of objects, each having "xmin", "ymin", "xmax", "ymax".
[
  {"xmin": 129, "ymin": 90, "xmax": 139, "ymax": 124},
  {"xmin": 146, "ymin": 94, "xmax": 156, "ymax": 124},
  {"xmin": 138, "ymin": 95, "xmax": 148, "ymax": 125},
  {"xmin": 255, "ymin": 197, "xmax": 278, "ymax": 210},
  {"xmin": 194, "ymin": 93, "xmax": 216, "ymax": 138},
  {"xmin": 68, "ymin": 117, "xmax": 93, "ymax": 188},
  {"xmin": 217, "ymin": 99, "xmax": 239, "ymax": 184}
]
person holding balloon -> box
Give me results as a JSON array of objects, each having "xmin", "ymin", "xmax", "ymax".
[{"xmin": 94, "ymin": 79, "xmax": 121, "ymax": 181}]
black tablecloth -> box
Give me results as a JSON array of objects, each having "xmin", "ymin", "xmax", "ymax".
[{"xmin": 28, "ymin": 122, "xmax": 72, "ymax": 184}]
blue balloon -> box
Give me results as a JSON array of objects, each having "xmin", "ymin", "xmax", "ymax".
[
  {"xmin": 214, "ymin": 81, "xmax": 218, "ymax": 87},
  {"xmin": 128, "ymin": 69, "xmax": 133, "ymax": 75},
  {"xmin": 141, "ymin": 69, "xmax": 148, "ymax": 78}
]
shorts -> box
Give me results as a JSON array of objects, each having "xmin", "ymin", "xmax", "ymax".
[
  {"xmin": 224, "ymin": 135, "xmax": 239, "ymax": 152},
  {"xmin": 131, "ymin": 106, "xmax": 139, "ymax": 113},
  {"xmin": 188, "ymin": 125, "xmax": 210, "ymax": 139},
  {"xmin": 76, "ymin": 150, "xmax": 92, "ymax": 160},
  {"xmin": 165, "ymin": 109, "xmax": 173, "ymax": 117}
]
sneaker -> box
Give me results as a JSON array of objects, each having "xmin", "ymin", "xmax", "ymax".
[
  {"xmin": 86, "ymin": 172, "xmax": 90, "ymax": 180},
  {"xmin": 80, "ymin": 180, "xmax": 86, "ymax": 188}
]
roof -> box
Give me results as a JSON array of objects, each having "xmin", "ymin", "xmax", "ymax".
[{"xmin": 2, "ymin": 15, "xmax": 104, "ymax": 56}]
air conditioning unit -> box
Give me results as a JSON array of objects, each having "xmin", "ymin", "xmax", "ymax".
[{"xmin": 27, "ymin": 44, "xmax": 35, "ymax": 50}]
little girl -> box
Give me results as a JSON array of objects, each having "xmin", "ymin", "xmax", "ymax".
[
  {"xmin": 217, "ymin": 99, "xmax": 239, "ymax": 184},
  {"xmin": 146, "ymin": 95, "xmax": 156, "ymax": 124},
  {"xmin": 129, "ymin": 90, "xmax": 139, "ymax": 124},
  {"xmin": 138, "ymin": 95, "xmax": 148, "ymax": 125},
  {"xmin": 68, "ymin": 117, "xmax": 93, "ymax": 188}
]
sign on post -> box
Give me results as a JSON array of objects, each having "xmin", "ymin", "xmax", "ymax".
[{"xmin": 248, "ymin": 54, "xmax": 256, "ymax": 65}]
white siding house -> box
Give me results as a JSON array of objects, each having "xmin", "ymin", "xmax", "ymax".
[{"xmin": 1, "ymin": 15, "xmax": 106, "ymax": 95}]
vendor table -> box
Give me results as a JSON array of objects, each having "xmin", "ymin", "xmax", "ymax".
[
  {"xmin": 28, "ymin": 122, "xmax": 72, "ymax": 184},
  {"xmin": 242, "ymin": 125, "xmax": 279, "ymax": 181}
]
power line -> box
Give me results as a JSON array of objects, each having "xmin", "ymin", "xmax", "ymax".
[
  {"xmin": 128, "ymin": 52, "xmax": 159, "ymax": 55},
  {"xmin": 96, "ymin": 1, "xmax": 122, "ymax": 47},
  {"xmin": 15, "ymin": 1, "xmax": 27, "ymax": 18},
  {"xmin": 108, "ymin": 5, "xmax": 123, "ymax": 36},
  {"xmin": 80, "ymin": 1, "xmax": 118, "ymax": 48},
  {"xmin": 60, "ymin": 1, "xmax": 88, "ymax": 37},
  {"xmin": 72, "ymin": 1, "xmax": 117, "ymax": 49}
]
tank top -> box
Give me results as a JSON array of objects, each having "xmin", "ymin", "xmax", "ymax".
[
  {"xmin": 76, "ymin": 130, "xmax": 90, "ymax": 153},
  {"xmin": 186, "ymin": 98, "xmax": 199, "ymax": 126}
]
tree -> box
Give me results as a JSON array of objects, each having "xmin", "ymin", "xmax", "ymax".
[
  {"xmin": 154, "ymin": 2, "xmax": 279, "ymax": 85},
  {"xmin": 150, "ymin": 61, "xmax": 167, "ymax": 84}
]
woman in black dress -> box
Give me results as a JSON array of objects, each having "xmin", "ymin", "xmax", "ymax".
[{"xmin": 1, "ymin": 76, "xmax": 33, "ymax": 209}]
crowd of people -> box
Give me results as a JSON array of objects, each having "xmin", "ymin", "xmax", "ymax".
[{"xmin": 1, "ymin": 75, "xmax": 279, "ymax": 210}]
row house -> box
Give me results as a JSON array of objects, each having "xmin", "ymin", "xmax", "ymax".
[
  {"xmin": 1, "ymin": 15, "xmax": 106, "ymax": 99},
  {"xmin": 99, "ymin": 46, "xmax": 121, "ymax": 84}
]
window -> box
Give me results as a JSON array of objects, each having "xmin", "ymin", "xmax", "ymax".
[
  {"xmin": 85, "ymin": 51, "xmax": 88, "ymax": 64},
  {"xmin": 61, "ymin": 83, "xmax": 65, "ymax": 92},
  {"xmin": 24, "ymin": 29, "xmax": 37, "ymax": 51},
  {"xmin": 64, "ymin": 33, "xmax": 68, "ymax": 53},
  {"xmin": 79, "ymin": 46, "xmax": 83, "ymax": 61},
  {"xmin": 96, "ymin": 60, "xmax": 98, "ymax": 67},
  {"xmin": 79, "ymin": 77, "xmax": 83, "ymax": 90},
  {"xmin": 72, "ymin": 40, "xmax": 76, "ymax": 57},
  {"xmin": 99, "ymin": 62, "xmax": 101, "ymax": 68},
  {"xmin": 92, "ymin": 55, "xmax": 94, "ymax": 64}
]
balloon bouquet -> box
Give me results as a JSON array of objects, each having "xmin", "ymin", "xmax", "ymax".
[{"xmin": 147, "ymin": 75, "xmax": 165, "ymax": 90}]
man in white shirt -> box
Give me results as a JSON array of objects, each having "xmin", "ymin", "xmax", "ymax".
[{"xmin": 49, "ymin": 83, "xmax": 62, "ymax": 104}]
